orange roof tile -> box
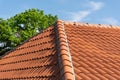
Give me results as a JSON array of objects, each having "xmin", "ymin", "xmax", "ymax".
[
  {"xmin": 0, "ymin": 26, "xmax": 61, "ymax": 80},
  {"xmin": 1, "ymin": 20, "xmax": 120, "ymax": 80},
  {"xmin": 63, "ymin": 21, "xmax": 120, "ymax": 80}
]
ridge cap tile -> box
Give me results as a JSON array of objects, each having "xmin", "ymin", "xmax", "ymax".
[
  {"xmin": 56, "ymin": 20, "xmax": 75, "ymax": 80},
  {"xmin": 58, "ymin": 20, "xmax": 120, "ymax": 29}
]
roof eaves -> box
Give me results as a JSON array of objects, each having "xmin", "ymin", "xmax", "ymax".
[{"xmin": 55, "ymin": 20, "xmax": 75, "ymax": 80}]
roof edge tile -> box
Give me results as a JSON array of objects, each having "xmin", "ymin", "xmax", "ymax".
[
  {"xmin": 63, "ymin": 20, "xmax": 120, "ymax": 29},
  {"xmin": 55, "ymin": 20, "xmax": 75, "ymax": 80}
]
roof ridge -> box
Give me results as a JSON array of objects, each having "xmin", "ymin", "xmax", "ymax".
[
  {"xmin": 55, "ymin": 20, "xmax": 75, "ymax": 80},
  {"xmin": 62, "ymin": 20, "xmax": 120, "ymax": 29}
]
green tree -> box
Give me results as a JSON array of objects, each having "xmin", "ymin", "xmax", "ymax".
[
  {"xmin": 0, "ymin": 18, "xmax": 18, "ymax": 55},
  {"xmin": 0, "ymin": 8, "xmax": 58, "ymax": 56}
]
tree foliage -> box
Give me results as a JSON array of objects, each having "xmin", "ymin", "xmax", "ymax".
[{"xmin": 0, "ymin": 8, "xmax": 58, "ymax": 56}]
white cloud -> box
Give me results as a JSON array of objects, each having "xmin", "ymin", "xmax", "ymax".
[
  {"xmin": 70, "ymin": 10, "xmax": 91, "ymax": 22},
  {"xmin": 102, "ymin": 17, "xmax": 119, "ymax": 25},
  {"xmin": 89, "ymin": 1, "xmax": 104, "ymax": 11},
  {"xmin": 68, "ymin": 1, "xmax": 104, "ymax": 22}
]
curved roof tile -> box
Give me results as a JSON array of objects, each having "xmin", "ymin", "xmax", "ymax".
[{"xmin": 1, "ymin": 20, "xmax": 120, "ymax": 80}]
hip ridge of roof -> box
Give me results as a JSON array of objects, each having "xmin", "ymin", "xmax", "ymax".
[{"xmin": 55, "ymin": 20, "xmax": 76, "ymax": 80}]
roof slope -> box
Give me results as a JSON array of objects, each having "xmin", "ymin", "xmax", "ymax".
[
  {"xmin": 1, "ymin": 20, "xmax": 120, "ymax": 80},
  {"xmin": 0, "ymin": 26, "xmax": 60, "ymax": 80},
  {"xmin": 63, "ymin": 21, "xmax": 120, "ymax": 80}
]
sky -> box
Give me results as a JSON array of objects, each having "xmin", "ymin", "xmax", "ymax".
[{"xmin": 0, "ymin": 0, "xmax": 120, "ymax": 25}]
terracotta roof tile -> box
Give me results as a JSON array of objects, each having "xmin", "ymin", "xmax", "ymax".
[
  {"xmin": 55, "ymin": 20, "xmax": 75, "ymax": 80},
  {"xmin": 64, "ymin": 21, "xmax": 120, "ymax": 80},
  {"xmin": 0, "ymin": 26, "xmax": 60, "ymax": 80},
  {"xmin": 1, "ymin": 20, "xmax": 120, "ymax": 80}
]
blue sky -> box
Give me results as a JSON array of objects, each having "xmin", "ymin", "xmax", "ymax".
[{"xmin": 0, "ymin": 0, "xmax": 120, "ymax": 25}]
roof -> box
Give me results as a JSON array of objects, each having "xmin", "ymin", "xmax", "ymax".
[
  {"xmin": 1, "ymin": 20, "xmax": 120, "ymax": 80},
  {"xmin": 0, "ymin": 26, "xmax": 61, "ymax": 80},
  {"xmin": 64, "ymin": 21, "xmax": 120, "ymax": 80}
]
